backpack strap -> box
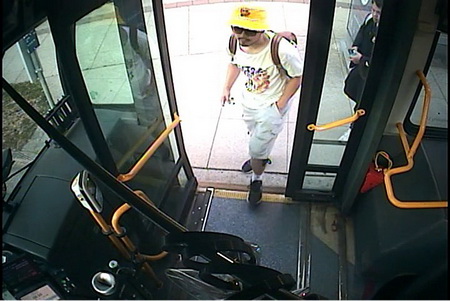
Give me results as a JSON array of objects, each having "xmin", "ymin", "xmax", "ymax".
[
  {"xmin": 229, "ymin": 33, "xmax": 237, "ymax": 57},
  {"xmin": 270, "ymin": 31, "xmax": 297, "ymax": 76},
  {"xmin": 270, "ymin": 33, "xmax": 283, "ymax": 68},
  {"xmin": 229, "ymin": 31, "xmax": 297, "ymax": 76}
]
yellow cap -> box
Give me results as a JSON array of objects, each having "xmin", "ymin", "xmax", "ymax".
[{"xmin": 229, "ymin": 5, "xmax": 268, "ymax": 31}]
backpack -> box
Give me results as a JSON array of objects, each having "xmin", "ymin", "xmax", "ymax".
[{"xmin": 228, "ymin": 30, "xmax": 297, "ymax": 75}]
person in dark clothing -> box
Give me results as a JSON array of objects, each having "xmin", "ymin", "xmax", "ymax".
[
  {"xmin": 343, "ymin": 0, "xmax": 383, "ymax": 110},
  {"xmin": 340, "ymin": 0, "xmax": 382, "ymax": 141}
]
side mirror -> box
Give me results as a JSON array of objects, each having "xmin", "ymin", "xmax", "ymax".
[{"xmin": 71, "ymin": 170, "xmax": 104, "ymax": 213}]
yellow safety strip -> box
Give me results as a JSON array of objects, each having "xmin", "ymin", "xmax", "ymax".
[{"xmin": 213, "ymin": 189, "xmax": 297, "ymax": 204}]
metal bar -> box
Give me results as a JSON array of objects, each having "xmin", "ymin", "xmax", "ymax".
[
  {"xmin": 297, "ymin": 202, "xmax": 311, "ymax": 290},
  {"xmin": 88, "ymin": 210, "xmax": 131, "ymax": 260},
  {"xmin": 117, "ymin": 113, "xmax": 180, "ymax": 182},
  {"xmin": 30, "ymin": 51, "xmax": 55, "ymax": 108},
  {"xmin": 305, "ymin": 164, "xmax": 339, "ymax": 173},
  {"xmin": 307, "ymin": 109, "xmax": 365, "ymax": 132},
  {"xmin": 383, "ymin": 71, "xmax": 447, "ymax": 209},
  {"xmin": 110, "ymin": 203, "xmax": 165, "ymax": 287},
  {"xmin": 44, "ymin": 95, "xmax": 72, "ymax": 121},
  {"xmin": 312, "ymin": 139, "xmax": 349, "ymax": 146},
  {"xmin": 408, "ymin": 70, "xmax": 431, "ymax": 158},
  {"xmin": 116, "ymin": 119, "xmax": 161, "ymax": 169},
  {"xmin": 403, "ymin": 31, "xmax": 447, "ymax": 140},
  {"xmin": 396, "ymin": 122, "xmax": 411, "ymax": 155}
]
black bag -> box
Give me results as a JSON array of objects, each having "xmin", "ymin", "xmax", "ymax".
[{"xmin": 344, "ymin": 62, "xmax": 369, "ymax": 104}]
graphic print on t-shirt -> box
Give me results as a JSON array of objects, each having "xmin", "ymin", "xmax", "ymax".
[{"xmin": 242, "ymin": 66, "xmax": 270, "ymax": 94}]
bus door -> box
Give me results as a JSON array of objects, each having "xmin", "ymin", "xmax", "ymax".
[
  {"xmin": 50, "ymin": 0, "xmax": 197, "ymax": 222},
  {"xmin": 285, "ymin": 0, "xmax": 366, "ymax": 203},
  {"xmin": 285, "ymin": 0, "xmax": 422, "ymax": 211}
]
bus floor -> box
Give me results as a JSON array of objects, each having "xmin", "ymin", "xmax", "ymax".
[{"xmin": 183, "ymin": 187, "xmax": 368, "ymax": 300}]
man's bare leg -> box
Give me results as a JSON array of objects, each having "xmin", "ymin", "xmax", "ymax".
[{"xmin": 251, "ymin": 158, "xmax": 266, "ymax": 176}]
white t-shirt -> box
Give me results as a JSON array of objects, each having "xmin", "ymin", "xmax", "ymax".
[
  {"xmin": 230, "ymin": 32, "xmax": 303, "ymax": 109},
  {"xmin": 120, "ymin": 26, "xmax": 152, "ymax": 98}
]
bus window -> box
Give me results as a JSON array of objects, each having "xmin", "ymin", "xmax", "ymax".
[
  {"xmin": 408, "ymin": 32, "xmax": 448, "ymax": 131},
  {"xmin": 2, "ymin": 20, "xmax": 61, "ymax": 200},
  {"xmin": 74, "ymin": 1, "xmax": 186, "ymax": 206}
]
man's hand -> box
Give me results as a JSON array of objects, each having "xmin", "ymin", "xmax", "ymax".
[
  {"xmin": 276, "ymin": 75, "xmax": 301, "ymax": 111},
  {"xmin": 275, "ymin": 100, "xmax": 285, "ymax": 111},
  {"xmin": 221, "ymin": 64, "xmax": 240, "ymax": 106},
  {"xmin": 349, "ymin": 47, "xmax": 363, "ymax": 64},
  {"xmin": 220, "ymin": 89, "xmax": 235, "ymax": 106}
]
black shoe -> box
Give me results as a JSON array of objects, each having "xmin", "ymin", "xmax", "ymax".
[
  {"xmin": 241, "ymin": 159, "xmax": 272, "ymax": 173},
  {"xmin": 247, "ymin": 180, "xmax": 262, "ymax": 205}
]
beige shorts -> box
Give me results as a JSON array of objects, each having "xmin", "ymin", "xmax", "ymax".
[{"xmin": 242, "ymin": 102, "xmax": 290, "ymax": 159}]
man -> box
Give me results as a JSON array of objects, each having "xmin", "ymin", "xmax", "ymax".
[
  {"xmin": 341, "ymin": 0, "xmax": 383, "ymax": 140},
  {"xmin": 115, "ymin": 1, "xmax": 160, "ymax": 126},
  {"xmin": 220, "ymin": 5, "xmax": 303, "ymax": 205}
]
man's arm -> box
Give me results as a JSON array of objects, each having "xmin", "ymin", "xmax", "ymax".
[
  {"xmin": 221, "ymin": 63, "xmax": 240, "ymax": 106},
  {"xmin": 277, "ymin": 39, "xmax": 303, "ymax": 109},
  {"xmin": 276, "ymin": 75, "xmax": 302, "ymax": 110},
  {"xmin": 350, "ymin": 15, "xmax": 373, "ymax": 65}
]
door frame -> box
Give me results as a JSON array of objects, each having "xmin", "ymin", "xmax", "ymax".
[
  {"xmin": 285, "ymin": 0, "xmax": 423, "ymax": 214},
  {"xmin": 285, "ymin": 0, "xmax": 338, "ymax": 201}
]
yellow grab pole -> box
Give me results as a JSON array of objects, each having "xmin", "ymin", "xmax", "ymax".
[
  {"xmin": 117, "ymin": 113, "xmax": 181, "ymax": 182},
  {"xmin": 382, "ymin": 71, "xmax": 447, "ymax": 209},
  {"xmin": 307, "ymin": 109, "xmax": 365, "ymax": 131},
  {"xmin": 111, "ymin": 203, "xmax": 166, "ymax": 288}
]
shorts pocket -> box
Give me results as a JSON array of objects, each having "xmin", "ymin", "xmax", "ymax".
[{"xmin": 272, "ymin": 102, "xmax": 283, "ymax": 117}]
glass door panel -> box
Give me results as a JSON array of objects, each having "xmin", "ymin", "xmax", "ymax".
[
  {"xmin": 287, "ymin": 0, "xmax": 376, "ymax": 196},
  {"xmin": 75, "ymin": 0, "xmax": 186, "ymax": 207}
]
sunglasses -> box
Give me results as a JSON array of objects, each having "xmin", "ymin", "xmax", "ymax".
[{"xmin": 231, "ymin": 26, "xmax": 263, "ymax": 37}]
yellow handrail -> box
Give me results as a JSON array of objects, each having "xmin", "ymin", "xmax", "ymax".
[
  {"xmin": 117, "ymin": 113, "xmax": 181, "ymax": 182},
  {"xmin": 111, "ymin": 203, "xmax": 164, "ymax": 288},
  {"xmin": 116, "ymin": 119, "xmax": 161, "ymax": 169},
  {"xmin": 383, "ymin": 70, "xmax": 447, "ymax": 209},
  {"xmin": 307, "ymin": 109, "xmax": 365, "ymax": 131},
  {"xmin": 111, "ymin": 202, "xmax": 168, "ymax": 261},
  {"xmin": 88, "ymin": 210, "xmax": 130, "ymax": 260}
]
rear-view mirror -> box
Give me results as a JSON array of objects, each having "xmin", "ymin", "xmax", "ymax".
[{"xmin": 71, "ymin": 170, "xmax": 104, "ymax": 213}]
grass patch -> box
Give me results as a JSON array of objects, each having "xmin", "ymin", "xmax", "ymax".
[{"xmin": 2, "ymin": 82, "xmax": 49, "ymax": 150}]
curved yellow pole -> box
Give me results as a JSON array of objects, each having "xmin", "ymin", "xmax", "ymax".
[
  {"xmin": 111, "ymin": 203, "xmax": 166, "ymax": 288},
  {"xmin": 383, "ymin": 70, "xmax": 447, "ymax": 209},
  {"xmin": 88, "ymin": 210, "xmax": 130, "ymax": 259},
  {"xmin": 132, "ymin": 190, "xmax": 169, "ymax": 261},
  {"xmin": 307, "ymin": 109, "xmax": 365, "ymax": 131},
  {"xmin": 111, "ymin": 201, "xmax": 168, "ymax": 261},
  {"xmin": 117, "ymin": 113, "xmax": 181, "ymax": 182},
  {"xmin": 134, "ymin": 190, "xmax": 156, "ymax": 207}
]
